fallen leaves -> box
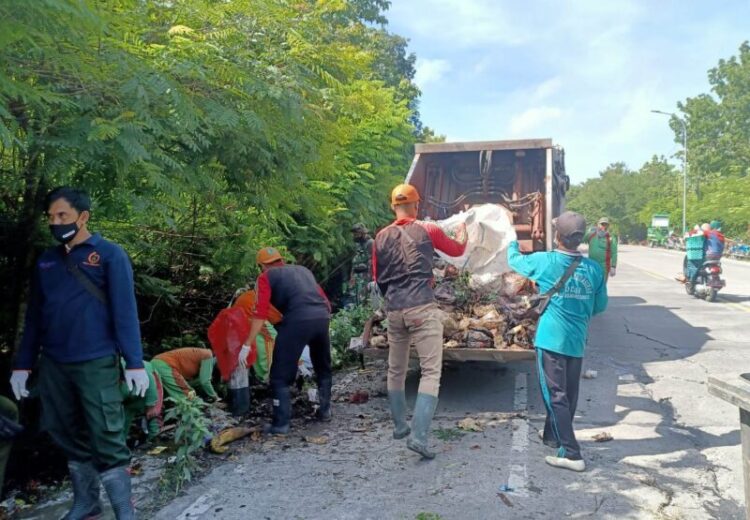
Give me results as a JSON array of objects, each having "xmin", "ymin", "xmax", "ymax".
[
  {"xmin": 210, "ymin": 427, "xmax": 254, "ymax": 454},
  {"xmin": 457, "ymin": 417, "xmax": 485, "ymax": 432},
  {"xmin": 592, "ymin": 432, "xmax": 613, "ymax": 443}
]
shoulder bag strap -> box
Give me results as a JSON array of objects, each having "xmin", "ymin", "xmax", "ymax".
[
  {"xmin": 62, "ymin": 248, "xmax": 109, "ymax": 305},
  {"xmin": 544, "ymin": 256, "xmax": 582, "ymax": 298}
]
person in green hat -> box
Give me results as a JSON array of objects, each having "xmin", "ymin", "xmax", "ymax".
[{"xmin": 584, "ymin": 217, "xmax": 618, "ymax": 282}]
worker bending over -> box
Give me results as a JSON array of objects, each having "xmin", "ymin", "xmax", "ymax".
[
  {"xmin": 243, "ymin": 247, "xmax": 332, "ymax": 434},
  {"xmin": 152, "ymin": 347, "xmax": 219, "ymax": 402}
]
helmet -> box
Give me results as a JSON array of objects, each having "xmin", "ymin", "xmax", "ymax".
[
  {"xmin": 391, "ymin": 184, "xmax": 420, "ymax": 205},
  {"xmin": 710, "ymin": 220, "xmax": 721, "ymax": 230},
  {"xmin": 256, "ymin": 247, "xmax": 283, "ymax": 265},
  {"xmin": 598, "ymin": 217, "xmax": 610, "ymax": 225}
]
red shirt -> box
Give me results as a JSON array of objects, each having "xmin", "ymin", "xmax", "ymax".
[{"xmin": 372, "ymin": 217, "xmax": 467, "ymax": 282}]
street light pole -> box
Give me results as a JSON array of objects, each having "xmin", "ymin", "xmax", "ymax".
[{"xmin": 652, "ymin": 110, "xmax": 688, "ymax": 234}]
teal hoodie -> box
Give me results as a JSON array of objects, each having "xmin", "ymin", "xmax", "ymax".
[{"xmin": 507, "ymin": 241, "xmax": 608, "ymax": 357}]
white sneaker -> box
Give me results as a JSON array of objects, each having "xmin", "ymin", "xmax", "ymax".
[
  {"xmin": 545, "ymin": 455, "xmax": 586, "ymax": 472},
  {"xmin": 538, "ymin": 430, "xmax": 544, "ymax": 440}
]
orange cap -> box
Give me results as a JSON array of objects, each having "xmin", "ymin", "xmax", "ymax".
[
  {"xmin": 256, "ymin": 247, "xmax": 283, "ymax": 265},
  {"xmin": 391, "ymin": 184, "xmax": 420, "ymax": 205}
]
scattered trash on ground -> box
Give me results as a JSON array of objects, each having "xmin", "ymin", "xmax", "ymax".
[
  {"xmin": 457, "ymin": 417, "xmax": 485, "ymax": 432},
  {"xmin": 498, "ymin": 484, "xmax": 515, "ymax": 492},
  {"xmin": 583, "ymin": 369, "xmax": 598, "ymax": 379},
  {"xmin": 303, "ymin": 435, "xmax": 329, "ymax": 445},
  {"xmin": 147, "ymin": 446, "xmax": 169, "ymax": 456},
  {"xmin": 348, "ymin": 390, "xmax": 370, "ymax": 404},
  {"xmin": 618, "ymin": 374, "xmax": 637, "ymax": 383},
  {"xmin": 210, "ymin": 427, "xmax": 255, "ymax": 454},
  {"xmin": 592, "ymin": 431, "xmax": 614, "ymax": 443},
  {"xmin": 498, "ymin": 492, "xmax": 514, "ymax": 507}
]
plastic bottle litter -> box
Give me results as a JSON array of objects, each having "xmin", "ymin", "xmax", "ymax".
[{"xmin": 583, "ymin": 369, "xmax": 598, "ymax": 379}]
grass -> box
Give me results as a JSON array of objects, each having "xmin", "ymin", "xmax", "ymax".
[
  {"xmin": 433, "ymin": 428, "xmax": 465, "ymax": 442},
  {"xmin": 415, "ymin": 514, "xmax": 444, "ymax": 520}
]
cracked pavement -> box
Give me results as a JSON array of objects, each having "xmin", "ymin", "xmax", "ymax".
[{"xmin": 122, "ymin": 247, "xmax": 750, "ymax": 519}]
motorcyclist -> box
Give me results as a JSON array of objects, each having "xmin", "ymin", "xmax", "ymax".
[
  {"xmin": 703, "ymin": 220, "xmax": 725, "ymax": 262},
  {"xmin": 677, "ymin": 224, "xmax": 705, "ymax": 283}
]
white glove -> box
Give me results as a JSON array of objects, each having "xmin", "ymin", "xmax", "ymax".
[
  {"xmin": 609, "ymin": 267, "xmax": 616, "ymax": 277},
  {"xmin": 238, "ymin": 344, "xmax": 252, "ymax": 369},
  {"xmin": 10, "ymin": 371, "xmax": 30, "ymax": 400},
  {"xmin": 126, "ymin": 369, "xmax": 150, "ymax": 398}
]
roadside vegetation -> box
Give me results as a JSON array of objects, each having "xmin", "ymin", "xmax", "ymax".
[
  {"xmin": 568, "ymin": 42, "xmax": 750, "ymax": 241},
  {"xmin": 0, "ymin": 0, "xmax": 439, "ymax": 358}
]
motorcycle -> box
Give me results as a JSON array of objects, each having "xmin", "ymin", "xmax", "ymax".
[{"xmin": 685, "ymin": 259, "xmax": 725, "ymax": 302}]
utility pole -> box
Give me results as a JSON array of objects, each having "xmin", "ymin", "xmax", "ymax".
[{"xmin": 651, "ymin": 110, "xmax": 688, "ymax": 234}]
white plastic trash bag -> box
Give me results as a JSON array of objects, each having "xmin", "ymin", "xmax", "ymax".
[
  {"xmin": 436, "ymin": 204, "xmax": 517, "ymax": 276},
  {"xmin": 298, "ymin": 346, "xmax": 314, "ymax": 377}
]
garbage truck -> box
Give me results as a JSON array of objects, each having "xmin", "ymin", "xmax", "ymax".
[{"xmin": 360, "ymin": 138, "xmax": 570, "ymax": 363}]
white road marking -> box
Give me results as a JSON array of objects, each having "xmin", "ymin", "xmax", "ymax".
[
  {"xmin": 176, "ymin": 491, "xmax": 216, "ymax": 520},
  {"xmin": 507, "ymin": 372, "xmax": 529, "ymax": 497}
]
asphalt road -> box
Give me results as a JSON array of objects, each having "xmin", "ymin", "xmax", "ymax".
[{"xmin": 149, "ymin": 245, "xmax": 750, "ymax": 520}]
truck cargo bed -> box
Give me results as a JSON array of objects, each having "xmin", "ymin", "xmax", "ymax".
[{"xmin": 362, "ymin": 347, "xmax": 535, "ymax": 363}]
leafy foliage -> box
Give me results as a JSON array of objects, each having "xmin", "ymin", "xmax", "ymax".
[
  {"xmin": 0, "ymin": 0, "xmax": 422, "ymax": 356},
  {"xmin": 160, "ymin": 397, "xmax": 210, "ymax": 496},
  {"xmin": 329, "ymin": 303, "xmax": 373, "ymax": 368}
]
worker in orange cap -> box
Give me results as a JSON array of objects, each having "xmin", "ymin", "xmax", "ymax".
[
  {"xmin": 243, "ymin": 247, "xmax": 332, "ymax": 434},
  {"xmin": 374, "ymin": 184, "xmax": 467, "ymax": 459}
]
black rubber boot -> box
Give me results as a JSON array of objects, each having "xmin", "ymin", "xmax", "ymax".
[
  {"xmin": 264, "ymin": 385, "xmax": 291, "ymax": 434},
  {"xmin": 314, "ymin": 377, "xmax": 332, "ymax": 422},
  {"xmin": 229, "ymin": 386, "xmax": 250, "ymax": 417},
  {"xmin": 62, "ymin": 461, "xmax": 103, "ymax": 520},
  {"xmin": 100, "ymin": 466, "xmax": 135, "ymax": 520}
]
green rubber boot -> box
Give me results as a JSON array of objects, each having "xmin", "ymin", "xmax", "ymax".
[
  {"xmin": 387, "ymin": 390, "xmax": 411, "ymax": 440},
  {"xmin": 406, "ymin": 393, "xmax": 438, "ymax": 459},
  {"xmin": 63, "ymin": 461, "xmax": 102, "ymax": 520}
]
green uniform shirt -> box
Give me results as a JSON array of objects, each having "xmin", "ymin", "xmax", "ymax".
[{"xmin": 584, "ymin": 229, "xmax": 618, "ymax": 272}]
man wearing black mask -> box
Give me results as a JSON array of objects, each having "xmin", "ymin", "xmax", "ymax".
[{"xmin": 10, "ymin": 186, "xmax": 147, "ymax": 520}]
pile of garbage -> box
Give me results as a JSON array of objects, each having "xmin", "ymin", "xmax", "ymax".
[{"xmin": 369, "ymin": 261, "xmax": 539, "ymax": 351}]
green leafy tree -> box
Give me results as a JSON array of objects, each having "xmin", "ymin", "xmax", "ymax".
[{"xmin": 0, "ymin": 0, "xmax": 424, "ymax": 354}]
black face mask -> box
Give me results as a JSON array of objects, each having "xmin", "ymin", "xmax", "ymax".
[{"xmin": 49, "ymin": 222, "xmax": 79, "ymax": 244}]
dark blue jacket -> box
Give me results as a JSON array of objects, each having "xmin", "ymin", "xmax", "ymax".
[{"xmin": 15, "ymin": 233, "xmax": 144, "ymax": 370}]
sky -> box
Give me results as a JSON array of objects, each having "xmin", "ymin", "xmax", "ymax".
[{"xmin": 385, "ymin": 0, "xmax": 750, "ymax": 183}]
